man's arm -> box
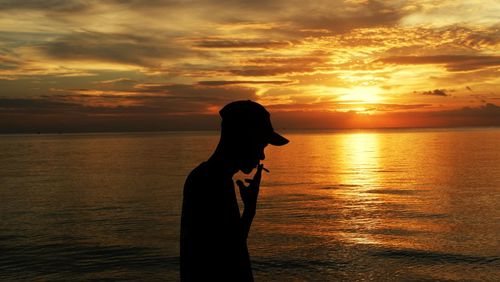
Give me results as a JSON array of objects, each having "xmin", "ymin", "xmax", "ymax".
[{"xmin": 236, "ymin": 164, "xmax": 263, "ymax": 240}]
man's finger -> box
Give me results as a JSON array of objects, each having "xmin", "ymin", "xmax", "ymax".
[
  {"xmin": 236, "ymin": 180, "xmax": 247, "ymax": 189},
  {"xmin": 253, "ymin": 163, "xmax": 263, "ymax": 182},
  {"xmin": 257, "ymin": 163, "xmax": 263, "ymax": 172},
  {"xmin": 245, "ymin": 179, "xmax": 253, "ymax": 184}
]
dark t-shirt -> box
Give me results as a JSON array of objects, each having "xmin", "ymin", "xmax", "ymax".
[{"xmin": 180, "ymin": 162, "xmax": 253, "ymax": 281}]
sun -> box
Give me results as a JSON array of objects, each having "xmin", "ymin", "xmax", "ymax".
[{"xmin": 340, "ymin": 86, "xmax": 383, "ymax": 104}]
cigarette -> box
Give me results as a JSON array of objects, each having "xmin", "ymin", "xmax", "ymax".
[{"xmin": 262, "ymin": 166, "xmax": 270, "ymax": 173}]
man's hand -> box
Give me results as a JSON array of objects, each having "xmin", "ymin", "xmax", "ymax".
[{"xmin": 236, "ymin": 163, "xmax": 263, "ymax": 214}]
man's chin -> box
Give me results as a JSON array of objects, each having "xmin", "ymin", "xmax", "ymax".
[{"xmin": 241, "ymin": 166, "xmax": 256, "ymax": 174}]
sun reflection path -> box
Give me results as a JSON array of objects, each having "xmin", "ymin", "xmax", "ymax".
[
  {"xmin": 334, "ymin": 133, "xmax": 385, "ymax": 246},
  {"xmin": 338, "ymin": 133, "xmax": 381, "ymax": 189}
]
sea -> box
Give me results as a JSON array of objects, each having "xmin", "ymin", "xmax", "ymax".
[{"xmin": 1, "ymin": 128, "xmax": 499, "ymax": 281}]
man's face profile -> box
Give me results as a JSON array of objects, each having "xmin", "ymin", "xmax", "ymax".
[{"xmin": 236, "ymin": 138, "xmax": 268, "ymax": 174}]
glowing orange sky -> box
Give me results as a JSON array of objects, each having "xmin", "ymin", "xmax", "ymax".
[{"xmin": 0, "ymin": 0, "xmax": 499, "ymax": 132}]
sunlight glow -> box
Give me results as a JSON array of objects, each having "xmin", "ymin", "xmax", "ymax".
[
  {"xmin": 340, "ymin": 86, "xmax": 383, "ymax": 104},
  {"xmin": 335, "ymin": 133, "xmax": 382, "ymax": 245}
]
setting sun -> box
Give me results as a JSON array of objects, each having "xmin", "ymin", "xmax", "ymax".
[{"xmin": 341, "ymin": 86, "xmax": 383, "ymax": 104}]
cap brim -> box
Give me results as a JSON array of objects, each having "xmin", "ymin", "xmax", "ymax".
[{"xmin": 269, "ymin": 131, "xmax": 289, "ymax": 146}]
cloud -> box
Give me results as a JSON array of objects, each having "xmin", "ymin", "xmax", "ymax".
[
  {"xmin": 377, "ymin": 55, "xmax": 500, "ymax": 71},
  {"xmin": 400, "ymin": 0, "xmax": 500, "ymax": 28},
  {"xmin": 0, "ymin": 0, "xmax": 91, "ymax": 12},
  {"xmin": 225, "ymin": 53, "xmax": 330, "ymax": 76},
  {"xmin": 271, "ymin": 103, "xmax": 500, "ymax": 129},
  {"xmin": 0, "ymin": 48, "xmax": 95, "ymax": 77},
  {"xmin": 229, "ymin": 66, "xmax": 313, "ymax": 76},
  {"xmin": 193, "ymin": 39, "xmax": 292, "ymax": 49},
  {"xmin": 0, "ymin": 81, "xmax": 258, "ymax": 116},
  {"xmin": 95, "ymin": 78, "xmax": 138, "ymax": 86},
  {"xmin": 0, "ymin": 97, "xmax": 80, "ymax": 114},
  {"xmin": 288, "ymin": 0, "xmax": 407, "ymax": 35},
  {"xmin": 434, "ymin": 103, "xmax": 500, "ymax": 118},
  {"xmin": 246, "ymin": 56, "xmax": 327, "ymax": 65},
  {"xmin": 0, "ymin": 53, "xmax": 22, "ymax": 70},
  {"xmin": 459, "ymin": 31, "xmax": 500, "ymax": 49},
  {"xmin": 39, "ymin": 31, "xmax": 197, "ymax": 67},
  {"xmin": 1, "ymin": 94, "xmax": 498, "ymax": 133},
  {"xmin": 0, "ymin": 80, "xmax": 260, "ymax": 132},
  {"xmin": 418, "ymin": 89, "xmax": 449, "ymax": 96},
  {"xmin": 197, "ymin": 80, "xmax": 292, "ymax": 86},
  {"xmin": 1, "ymin": 0, "xmax": 499, "ymax": 132},
  {"xmin": 265, "ymin": 101, "xmax": 431, "ymax": 112},
  {"xmin": 134, "ymin": 83, "xmax": 257, "ymax": 102}
]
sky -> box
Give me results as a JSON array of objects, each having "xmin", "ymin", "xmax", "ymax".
[{"xmin": 1, "ymin": 0, "xmax": 499, "ymax": 133}]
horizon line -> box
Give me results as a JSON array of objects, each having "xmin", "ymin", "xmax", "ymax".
[{"xmin": 2, "ymin": 125, "xmax": 499, "ymax": 135}]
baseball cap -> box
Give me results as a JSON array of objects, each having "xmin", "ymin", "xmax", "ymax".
[{"xmin": 219, "ymin": 100, "xmax": 289, "ymax": 146}]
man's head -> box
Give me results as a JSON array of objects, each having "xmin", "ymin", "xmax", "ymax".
[{"xmin": 219, "ymin": 100, "xmax": 288, "ymax": 173}]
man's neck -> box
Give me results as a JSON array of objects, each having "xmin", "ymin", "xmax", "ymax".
[{"xmin": 206, "ymin": 149, "xmax": 239, "ymax": 177}]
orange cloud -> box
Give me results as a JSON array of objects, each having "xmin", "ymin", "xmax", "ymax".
[
  {"xmin": 0, "ymin": 0, "xmax": 499, "ymax": 132},
  {"xmin": 377, "ymin": 55, "xmax": 500, "ymax": 71}
]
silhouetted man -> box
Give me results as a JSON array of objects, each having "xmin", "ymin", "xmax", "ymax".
[{"xmin": 180, "ymin": 100, "xmax": 288, "ymax": 281}]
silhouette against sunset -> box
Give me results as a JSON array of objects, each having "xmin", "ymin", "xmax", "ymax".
[{"xmin": 1, "ymin": 2, "xmax": 500, "ymax": 281}]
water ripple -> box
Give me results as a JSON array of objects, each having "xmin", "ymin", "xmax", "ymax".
[{"xmin": 371, "ymin": 249, "xmax": 500, "ymax": 265}]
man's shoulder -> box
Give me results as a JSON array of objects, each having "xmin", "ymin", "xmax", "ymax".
[
  {"xmin": 186, "ymin": 162, "xmax": 211, "ymax": 182},
  {"xmin": 184, "ymin": 162, "xmax": 218, "ymax": 189},
  {"xmin": 183, "ymin": 162, "xmax": 225, "ymax": 200}
]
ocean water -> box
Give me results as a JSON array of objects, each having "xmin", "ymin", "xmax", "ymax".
[{"xmin": 0, "ymin": 128, "xmax": 499, "ymax": 281}]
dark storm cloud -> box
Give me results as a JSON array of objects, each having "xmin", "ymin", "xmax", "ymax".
[
  {"xmin": 377, "ymin": 55, "xmax": 500, "ymax": 71},
  {"xmin": 40, "ymin": 31, "xmax": 195, "ymax": 67}
]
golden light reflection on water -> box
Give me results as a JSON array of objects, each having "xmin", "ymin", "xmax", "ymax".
[
  {"xmin": 260, "ymin": 129, "xmax": 500, "ymax": 253},
  {"xmin": 337, "ymin": 133, "xmax": 380, "ymax": 188},
  {"xmin": 334, "ymin": 133, "xmax": 385, "ymax": 246},
  {"xmin": 1, "ymin": 130, "xmax": 499, "ymax": 281}
]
